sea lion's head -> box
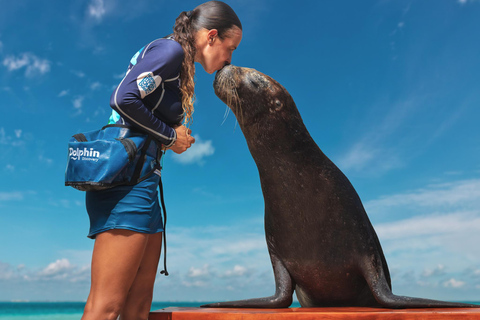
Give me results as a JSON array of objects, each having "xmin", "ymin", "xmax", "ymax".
[
  {"xmin": 213, "ymin": 65, "xmax": 310, "ymax": 157},
  {"xmin": 213, "ymin": 65, "xmax": 298, "ymax": 129}
]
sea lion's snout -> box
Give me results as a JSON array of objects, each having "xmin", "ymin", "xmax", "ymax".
[
  {"xmin": 214, "ymin": 64, "xmax": 237, "ymax": 87},
  {"xmin": 214, "ymin": 65, "xmax": 284, "ymax": 123},
  {"xmin": 213, "ymin": 64, "xmax": 242, "ymax": 108}
]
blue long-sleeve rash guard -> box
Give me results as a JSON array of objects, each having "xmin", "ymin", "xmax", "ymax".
[{"xmin": 110, "ymin": 37, "xmax": 184, "ymax": 147}]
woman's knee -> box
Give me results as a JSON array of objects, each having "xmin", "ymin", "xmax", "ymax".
[
  {"xmin": 120, "ymin": 291, "xmax": 153, "ymax": 319},
  {"xmin": 83, "ymin": 299, "xmax": 124, "ymax": 320}
]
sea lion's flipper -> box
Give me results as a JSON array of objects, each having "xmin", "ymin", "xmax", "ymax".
[
  {"xmin": 362, "ymin": 257, "xmax": 478, "ymax": 308},
  {"xmin": 201, "ymin": 252, "xmax": 294, "ymax": 308}
]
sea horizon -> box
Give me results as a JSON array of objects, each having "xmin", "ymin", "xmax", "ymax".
[{"xmin": 1, "ymin": 300, "xmax": 479, "ymax": 320}]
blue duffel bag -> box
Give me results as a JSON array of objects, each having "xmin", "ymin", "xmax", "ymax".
[{"xmin": 65, "ymin": 124, "xmax": 162, "ymax": 191}]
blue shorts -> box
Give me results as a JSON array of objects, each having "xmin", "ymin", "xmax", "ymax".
[{"xmin": 85, "ymin": 172, "xmax": 164, "ymax": 239}]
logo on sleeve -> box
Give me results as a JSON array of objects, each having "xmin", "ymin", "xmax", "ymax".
[{"xmin": 137, "ymin": 72, "xmax": 162, "ymax": 98}]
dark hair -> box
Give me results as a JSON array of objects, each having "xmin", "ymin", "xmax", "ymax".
[{"xmin": 173, "ymin": 1, "xmax": 242, "ymax": 127}]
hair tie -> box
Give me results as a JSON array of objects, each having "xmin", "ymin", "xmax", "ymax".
[{"xmin": 186, "ymin": 10, "xmax": 193, "ymax": 18}]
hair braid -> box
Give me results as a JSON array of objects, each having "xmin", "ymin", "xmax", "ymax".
[
  {"xmin": 173, "ymin": 11, "xmax": 196, "ymax": 128},
  {"xmin": 173, "ymin": 2, "xmax": 242, "ymax": 128}
]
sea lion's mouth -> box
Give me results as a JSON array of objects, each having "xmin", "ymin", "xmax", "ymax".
[
  {"xmin": 214, "ymin": 64, "xmax": 236, "ymax": 91},
  {"xmin": 213, "ymin": 65, "xmax": 240, "ymax": 109}
]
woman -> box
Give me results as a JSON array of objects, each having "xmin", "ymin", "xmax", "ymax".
[{"xmin": 81, "ymin": 2, "xmax": 242, "ymax": 319}]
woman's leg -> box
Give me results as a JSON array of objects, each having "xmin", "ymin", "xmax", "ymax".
[
  {"xmin": 120, "ymin": 231, "xmax": 163, "ymax": 320},
  {"xmin": 81, "ymin": 229, "xmax": 150, "ymax": 320}
]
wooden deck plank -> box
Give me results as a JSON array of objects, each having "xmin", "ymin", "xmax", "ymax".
[{"xmin": 149, "ymin": 307, "xmax": 480, "ymax": 320}]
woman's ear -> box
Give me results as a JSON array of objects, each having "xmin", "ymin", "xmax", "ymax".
[{"xmin": 207, "ymin": 29, "xmax": 219, "ymax": 45}]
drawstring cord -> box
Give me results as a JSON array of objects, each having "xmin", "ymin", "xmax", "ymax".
[
  {"xmin": 159, "ymin": 174, "xmax": 169, "ymax": 276},
  {"xmin": 158, "ymin": 148, "xmax": 169, "ymax": 276}
]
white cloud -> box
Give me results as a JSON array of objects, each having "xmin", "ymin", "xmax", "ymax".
[
  {"xmin": 338, "ymin": 139, "xmax": 403, "ymax": 174},
  {"xmin": 0, "ymin": 259, "xmax": 90, "ymax": 283},
  {"xmin": 337, "ymin": 98, "xmax": 427, "ymax": 175},
  {"xmin": 223, "ymin": 265, "xmax": 247, "ymax": 277},
  {"xmin": 0, "ymin": 190, "xmax": 36, "ymax": 202},
  {"xmin": 171, "ymin": 135, "xmax": 215, "ymax": 165},
  {"xmin": 458, "ymin": 0, "xmax": 479, "ymax": 5},
  {"xmin": 72, "ymin": 70, "xmax": 86, "ymax": 78},
  {"xmin": 90, "ymin": 82, "xmax": 101, "ymax": 90},
  {"xmin": 114, "ymin": 72, "xmax": 126, "ymax": 79},
  {"xmin": 2, "ymin": 53, "xmax": 51, "ymax": 77},
  {"xmin": 366, "ymin": 179, "xmax": 480, "ymax": 216},
  {"xmin": 58, "ymin": 90, "xmax": 69, "ymax": 97},
  {"xmin": 38, "ymin": 154, "xmax": 54, "ymax": 165},
  {"xmin": 39, "ymin": 259, "xmax": 74, "ymax": 277},
  {"xmin": 3, "ymin": 54, "xmax": 29, "ymax": 70},
  {"xmin": 375, "ymin": 210, "xmax": 480, "ymax": 243},
  {"xmin": 73, "ymin": 96, "xmax": 84, "ymax": 111},
  {"xmin": 181, "ymin": 280, "xmax": 208, "ymax": 288},
  {"xmin": 337, "ymin": 142, "xmax": 377, "ymax": 171},
  {"xmin": 0, "ymin": 191, "xmax": 25, "ymax": 202},
  {"xmin": 88, "ymin": 0, "xmax": 106, "ymax": 20},
  {"xmin": 14, "ymin": 130, "xmax": 22, "ymax": 138},
  {"xmin": 187, "ymin": 264, "xmax": 211, "ymax": 278},
  {"xmin": 422, "ymin": 264, "xmax": 446, "ymax": 278},
  {"xmin": 0, "ymin": 262, "xmax": 15, "ymax": 280},
  {"xmin": 458, "ymin": 0, "xmax": 480, "ymax": 5},
  {"xmin": 0, "ymin": 127, "xmax": 7, "ymax": 144},
  {"xmin": 443, "ymin": 278, "xmax": 465, "ymax": 288}
]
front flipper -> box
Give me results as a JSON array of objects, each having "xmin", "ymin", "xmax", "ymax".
[{"xmin": 201, "ymin": 252, "xmax": 294, "ymax": 308}]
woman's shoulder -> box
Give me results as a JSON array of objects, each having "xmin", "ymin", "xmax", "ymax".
[{"xmin": 147, "ymin": 37, "xmax": 184, "ymax": 60}]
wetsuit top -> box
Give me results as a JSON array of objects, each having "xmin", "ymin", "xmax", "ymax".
[{"xmin": 109, "ymin": 37, "xmax": 184, "ymax": 148}]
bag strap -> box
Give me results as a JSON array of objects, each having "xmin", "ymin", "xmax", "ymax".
[
  {"xmin": 130, "ymin": 135, "xmax": 153, "ymax": 184},
  {"xmin": 101, "ymin": 123, "xmax": 132, "ymax": 130},
  {"xmin": 73, "ymin": 133, "xmax": 87, "ymax": 142}
]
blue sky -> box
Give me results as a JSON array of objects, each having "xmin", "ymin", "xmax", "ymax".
[{"xmin": 1, "ymin": 0, "xmax": 480, "ymax": 303}]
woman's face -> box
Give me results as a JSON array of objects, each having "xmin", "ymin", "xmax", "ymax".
[{"xmin": 195, "ymin": 27, "xmax": 243, "ymax": 74}]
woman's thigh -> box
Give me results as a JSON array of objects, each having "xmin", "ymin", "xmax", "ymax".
[
  {"xmin": 121, "ymin": 232, "xmax": 163, "ymax": 317},
  {"xmin": 88, "ymin": 229, "xmax": 150, "ymax": 307}
]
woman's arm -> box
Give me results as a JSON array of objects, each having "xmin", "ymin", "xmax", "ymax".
[{"xmin": 110, "ymin": 40, "xmax": 184, "ymax": 147}]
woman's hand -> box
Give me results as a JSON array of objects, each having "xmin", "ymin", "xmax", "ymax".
[{"xmin": 167, "ymin": 125, "xmax": 196, "ymax": 154}]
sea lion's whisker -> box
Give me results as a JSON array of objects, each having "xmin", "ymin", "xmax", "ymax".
[
  {"xmin": 216, "ymin": 71, "xmax": 243, "ymax": 130},
  {"xmin": 221, "ymin": 105, "xmax": 230, "ymax": 126}
]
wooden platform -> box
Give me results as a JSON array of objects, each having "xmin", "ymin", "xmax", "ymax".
[{"xmin": 149, "ymin": 307, "xmax": 480, "ymax": 319}]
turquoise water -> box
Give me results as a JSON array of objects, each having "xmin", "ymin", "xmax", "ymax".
[
  {"xmin": 0, "ymin": 301, "xmax": 477, "ymax": 319},
  {"xmin": 0, "ymin": 302, "xmax": 206, "ymax": 320}
]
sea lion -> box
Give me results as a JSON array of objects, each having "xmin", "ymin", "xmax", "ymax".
[{"xmin": 202, "ymin": 65, "xmax": 476, "ymax": 309}]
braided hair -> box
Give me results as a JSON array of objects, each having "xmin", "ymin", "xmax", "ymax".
[{"xmin": 173, "ymin": 1, "xmax": 242, "ymax": 127}]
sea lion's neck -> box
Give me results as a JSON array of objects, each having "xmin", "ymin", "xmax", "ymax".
[{"xmin": 243, "ymin": 115, "xmax": 320, "ymax": 163}]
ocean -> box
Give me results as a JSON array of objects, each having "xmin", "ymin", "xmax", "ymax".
[
  {"xmin": 0, "ymin": 301, "xmax": 477, "ymax": 319},
  {"xmin": 0, "ymin": 302, "xmax": 207, "ymax": 320}
]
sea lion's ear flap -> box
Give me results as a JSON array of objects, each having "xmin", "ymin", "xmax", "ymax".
[
  {"xmin": 274, "ymin": 99, "xmax": 283, "ymax": 111},
  {"xmin": 269, "ymin": 99, "xmax": 284, "ymax": 113}
]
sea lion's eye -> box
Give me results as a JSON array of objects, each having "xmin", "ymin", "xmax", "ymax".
[{"xmin": 250, "ymin": 80, "xmax": 259, "ymax": 89}]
